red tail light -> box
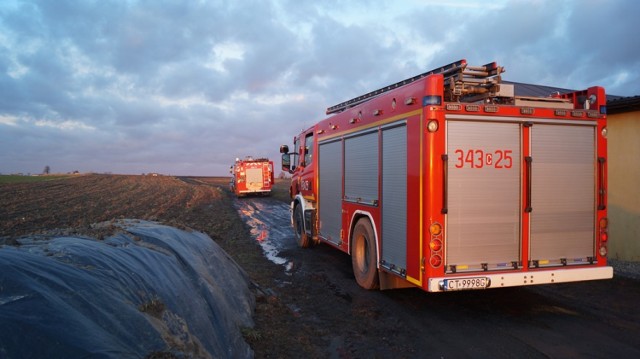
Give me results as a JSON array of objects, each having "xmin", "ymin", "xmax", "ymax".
[
  {"xmin": 430, "ymin": 239, "xmax": 442, "ymax": 251},
  {"xmin": 430, "ymin": 255, "xmax": 442, "ymax": 267},
  {"xmin": 599, "ymin": 217, "xmax": 608, "ymax": 257}
]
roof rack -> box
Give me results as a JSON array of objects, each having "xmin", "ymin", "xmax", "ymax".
[{"xmin": 326, "ymin": 59, "xmax": 504, "ymax": 114}]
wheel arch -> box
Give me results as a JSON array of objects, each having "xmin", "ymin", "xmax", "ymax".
[
  {"xmin": 292, "ymin": 194, "xmax": 315, "ymax": 230},
  {"xmin": 348, "ymin": 210, "xmax": 380, "ymax": 268}
]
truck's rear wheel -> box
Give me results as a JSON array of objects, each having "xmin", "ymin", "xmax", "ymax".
[
  {"xmin": 351, "ymin": 218, "xmax": 379, "ymax": 290},
  {"xmin": 293, "ymin": 204, "xmax": 311, "ymax": 248}
]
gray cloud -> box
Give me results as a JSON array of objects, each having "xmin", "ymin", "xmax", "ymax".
[{"xmin": 1, "ymin": 0, "xmax": 638, "ymax": 175}]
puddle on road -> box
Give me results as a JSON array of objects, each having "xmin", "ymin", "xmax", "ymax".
[{"xmin": 233, "ymin": 197, "xmax": 296, "ymax": 273}]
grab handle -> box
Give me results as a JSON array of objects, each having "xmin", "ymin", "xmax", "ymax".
[
  {"xmin": 442, "ymin": 154, "xmax": 448, "ymax": 214},
  {"xmin": 525, "ymin": 156, "xmax": 533, "ymax": 213},
  {"xmin": 598, "ymin": 157, "xmax": 606, "ymax": 210}
]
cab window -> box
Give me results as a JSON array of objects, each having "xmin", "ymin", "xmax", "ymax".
[
  {"xmin": 293, "ymin": 137, "xmax": 300, "ymax": 167},
  {"xmin": 304, "ymin": 132, "xmax": 314, "ymax": 166}
]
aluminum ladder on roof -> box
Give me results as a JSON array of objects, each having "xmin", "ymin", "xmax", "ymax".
[{"xmin": 325, "ymin": 60, "xmax": 504, "ymax": 115}]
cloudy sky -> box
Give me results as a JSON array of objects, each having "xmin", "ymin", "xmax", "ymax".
[{"xmin": 1, "ymin": 0, "xmax": 638, "ymax": 176}]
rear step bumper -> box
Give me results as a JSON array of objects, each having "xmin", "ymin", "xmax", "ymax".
[{"xmin": 428, "ymin": 266, "xmax": 613, "ymax": 292}]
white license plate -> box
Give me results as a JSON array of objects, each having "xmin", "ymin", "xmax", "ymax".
[{"xmin": 443, "ymin": 277, "xmax": 490, "ymax": 291}]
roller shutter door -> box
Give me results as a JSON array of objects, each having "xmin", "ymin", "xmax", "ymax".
[
  {"xmin": 318, "ymin": 140, "xmax": 343, "ymax": 242},
  {"xmin": 246, "ymin": 168, "xmax": 263, "ymax": 190},
  {"xmin": 381, "ymin": 124, "xmax": 407, "ymax": 272},
  {"xmin": 446, "ymin": 120, "xmax": 521, "ymax": 270},
  {"xmin": 344, "ymin": 131, "xmax": 379, "ymax": 205},
  {"xmin": 530, "ymin": 124, "xmax": 595, "ymax": 264}
]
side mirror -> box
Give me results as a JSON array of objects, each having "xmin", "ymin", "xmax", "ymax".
[
  {"xmin": 281, "ymin": 153, "xmax": 291, "ymax": 173},
  {"xmin": 280, "ymin": 145, "xmax": 289, "ymax": 154}
]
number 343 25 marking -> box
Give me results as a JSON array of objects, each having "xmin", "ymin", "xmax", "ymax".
[{"xmin": 454, "ymin": 149, "xmax": 513, "ymax": 169}]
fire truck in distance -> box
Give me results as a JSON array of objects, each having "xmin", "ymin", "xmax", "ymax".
[
  {"xmin": 230, "ymin": 156, "xmax": 274, "ymax": 197},
  {"xmin": 279, "ymin": 59, "xmax": 612, "ymax": 292}
]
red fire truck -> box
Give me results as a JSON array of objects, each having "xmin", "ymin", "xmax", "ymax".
[
  {"xmin": 279, "ymin": 59, "xmax": 612, "ymax": 292},
  {"xmin": 230, "ymin": 157, "xmax": 274, "ymax": 197}
]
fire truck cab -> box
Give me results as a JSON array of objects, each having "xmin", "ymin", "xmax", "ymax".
[{"xmin": 280, "ymin": 60, "xmax": 612, "ymax": 292}]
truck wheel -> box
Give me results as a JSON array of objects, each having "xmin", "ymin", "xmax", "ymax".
[
  {"xmin": 351, "ymin": 218, "xmax": 379, "ymax": 290},
  {"xmin": 293, "ymin": 204, "xmax": 311, "ymax": 248}
]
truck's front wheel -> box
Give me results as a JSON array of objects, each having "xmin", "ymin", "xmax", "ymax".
[
  {"xmin": 293, "ymin": 204, "xmax": 311, "ymax": 248},
  {"xmin": 351, "ymin": 218, "xmax": 379, "ymax": 290}
]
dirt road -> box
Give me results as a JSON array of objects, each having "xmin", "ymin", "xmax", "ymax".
[
  {"xmin": 2, "ymin": 174, "xmax": 639, "ymax": 358},
  {"xmin": 234, "ymin": 191, "xmax": 640, "ymax": 358}
]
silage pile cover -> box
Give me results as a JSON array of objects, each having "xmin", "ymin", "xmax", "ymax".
[{"xmin": 0, "ymin": 220, "xmax": 255, "ymax": 359}]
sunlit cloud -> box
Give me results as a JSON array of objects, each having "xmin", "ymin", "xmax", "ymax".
[
  {"xmin": 255, "ymin": 93, "xmax": 305, "ymax": 106},
  {"xmin": 34, "ymin": 120, "xmax": 96, "ymax": 131},
  {"xmin": 0, "ymin": 115, "xmax": 19, "ymax": 126},
  {"xmin": 206, "ymin": 41, "xmax": 246, "ymax": 73}
]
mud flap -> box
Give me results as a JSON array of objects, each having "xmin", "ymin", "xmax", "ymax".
[
  {"xmin": 304, "ymin": 209, "xmax": 315, "ymax": 237},
  {"xmin": 378, "ymin": 270, "xmax": 414, "ymax": 290}
]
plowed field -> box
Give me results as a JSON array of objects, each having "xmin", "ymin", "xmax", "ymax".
[
  {"xmin": 0, "ymin": 174, "xmax": 291, "ymax": 357},
  {"xmin": 1, "ymin": 175, "xmax": 229, "ymax": 237}
]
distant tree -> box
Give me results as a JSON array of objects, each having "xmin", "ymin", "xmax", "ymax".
[{"xmin": 43, "ymin": 165, "xmax": 50, "ymax": 175}]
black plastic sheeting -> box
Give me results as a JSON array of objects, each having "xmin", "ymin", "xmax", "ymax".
[{"xmin": 0, "ymin": 220, "xmax": 255, "ymax": 359}]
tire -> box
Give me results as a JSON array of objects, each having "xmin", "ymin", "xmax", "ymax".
[
  {"xmin": 293, "ymin": 204, "xmax": 312, "ymax": 248},
  {"xmin": 351, "ymin": 218, "xmax": 379, "ymax": 290}
]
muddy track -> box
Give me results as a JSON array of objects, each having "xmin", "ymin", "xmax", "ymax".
[{"xmin": 233, "ymin": 191, "xmax": 640, "ymax": 358}]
